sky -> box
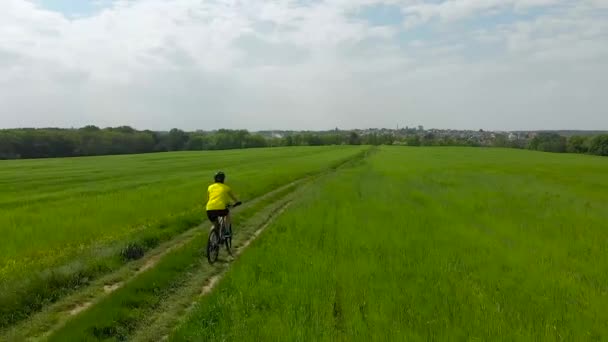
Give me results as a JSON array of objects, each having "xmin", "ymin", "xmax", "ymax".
[{"xmin": 0, "ymin": 0, "xmax": 607, "ymax": 131}]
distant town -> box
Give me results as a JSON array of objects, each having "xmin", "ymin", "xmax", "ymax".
[{"xmin": 257, "ymin": 128, "xmax": 607, "ymax": 147}]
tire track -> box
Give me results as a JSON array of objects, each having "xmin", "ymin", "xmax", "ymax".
[
  {"xmin": 63, "ymin": 179, "xmax": 305, "ymax": 317},
  {"xmin": 65, "ymin": 234, "xmax": 197, "ymax": 318},
  {"xmin": 133, "ymin": 148, "xmax": 374, "ymax": 341},
  {"xmin": 200, "ymin": 202, "xmax": 291, "ymax": 296}
]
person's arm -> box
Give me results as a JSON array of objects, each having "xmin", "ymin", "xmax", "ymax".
[
  {"xmin": 229, "ymin": 191, "xmax": 239, "ymax": 203},
  {"xmin": 226, "ymin": 185, "xmax": 240, "ymax": 205}
]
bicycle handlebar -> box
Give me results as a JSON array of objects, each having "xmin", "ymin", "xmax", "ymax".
[{"xmin": 227, "ymin": 201, "xmax": 242, "ymax": 209}]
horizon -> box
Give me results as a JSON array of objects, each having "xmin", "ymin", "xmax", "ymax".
[
  {"xmin": 2, "ymin": 124, "xmax": 608, "ymax": 134},
  {"xmin": 1, "ymin": 0, "xmax": 607, "ymax": 131}
]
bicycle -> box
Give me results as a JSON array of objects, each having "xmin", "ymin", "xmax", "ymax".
[{"xmin": 207, "ymin": 202, "xmax": 241, "ymax": 264}]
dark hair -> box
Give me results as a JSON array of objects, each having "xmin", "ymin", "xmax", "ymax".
[{"xmin": 214, "ymin": 171, "xmax": 225, "ymax": 183}]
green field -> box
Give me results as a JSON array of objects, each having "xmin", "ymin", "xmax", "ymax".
[
  {"xmin": 171, "ymin": 147, "xmax": 608, "ymax": 341},
  {"xmin": 2, "ymin": 146, "xmax": 607, "ymax": 340},
  {"xmin": 0, "ymin": 146, "xmax": 364, "ymax": 271},
  {"xmin": 0, "ymin": 146, "xmax": 365, "ymax": 329}
]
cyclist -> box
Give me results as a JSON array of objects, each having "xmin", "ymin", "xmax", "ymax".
[{"xmin": 206, "ymin": 171, "xmax": 240, "ymax": 237}]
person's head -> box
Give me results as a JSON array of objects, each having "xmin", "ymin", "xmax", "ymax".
[{"xmin": 214, "ymin": 171, "xmax": 226, "ymax": 183}]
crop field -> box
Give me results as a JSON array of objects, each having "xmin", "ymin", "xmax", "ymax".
[
  {"xmin": 2, "ymin": 146, "xmax": 607, "ymax": 340},
  {"xmin": 0, "ymin": 146, "xmax": 366, "ymax": 331},
  {"xmin": 171, "ymin": 147, "xmax": 608, "ymax": 341}
]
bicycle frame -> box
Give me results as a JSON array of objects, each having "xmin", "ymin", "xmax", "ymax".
[
  {"xmin": 217, "ymin": 203, "xmax": 238, "ymax": 238},
  {"xmin": 207, "ymin": 202, "xmax": 240, "ymax": 264},
  {"xmin": 217, "ymin": 216, "xmax": 226, "ymax": 239}
]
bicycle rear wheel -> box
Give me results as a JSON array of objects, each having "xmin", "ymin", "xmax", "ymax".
[{"xmin": 207, "ymin": 229, "xmax": 220, "ymax": 264}]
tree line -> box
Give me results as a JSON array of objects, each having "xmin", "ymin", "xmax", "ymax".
[
  {"xmin": 0, "ymin": 126, "xmax": 270, "ymax": 159},
  {"xmin": 0, "ymin": 126, "xmax": 606, "ymax": 159},
  {"xmin": 0, "ymin": 127, "xmax": 393, "ymax": 159},
  {"xmin": 524, "ymin": 132, "xmax": 608, "ymax": 156}
]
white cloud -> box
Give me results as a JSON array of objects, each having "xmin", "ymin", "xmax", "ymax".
[
  {"xmin": 0, "ymin": 0, "xmax": 607, "ymax": 130},
  {"xmin": 402, "ymin": 0, "xmax": 563, "ymax": 24}
]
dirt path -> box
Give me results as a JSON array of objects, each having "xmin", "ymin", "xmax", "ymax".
[
  {"xmin": 200, "ymin": 202, "xmax": 291, "ymax": 296},
  {"xmin": 141, "ymin": 201, "xmax": 295, "ymax": 342},
  {"xmin": 65, "ymin": 233, "xmax": 197, "ymax": 318},
  {"xmin": 123, "ymin": 195, "xmax": 298, "ymax": 342},
  {"xmin": 66, "ymin": 178, "xmax": 305, "ymax": 317}
]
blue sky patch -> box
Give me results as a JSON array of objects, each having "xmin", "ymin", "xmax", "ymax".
[
  {"xmin": 357, "ymin": 4, "xmax": 403, "ymax": 27},
  {"xmin": 396, "ymin": 25, "xmax": 435, "ymax": 46},
  {"xmin": 461, "ymin": 6, "xmax": 546, "ymax": 31},
  {"xmin": 34, "ymin": 0, "xmax": 113, "ymax": 17}
]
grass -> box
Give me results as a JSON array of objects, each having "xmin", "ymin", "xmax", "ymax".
[
  {"xmin": 0, "ymin": 146, "xmax": 366, "ymax": 329},
  {"xmin": 47, "ymin": 236, "xmax": 206, "ymax": 342},
  {"xmin": 171, "ymin": 146, "xmax": 608, "ymax": 341},
  {"xmin": 45, "ymin": 176, "xmax": 307, "ymax": 342},
  {"xmin": 1, "ymin": 226, "xmax": 203, "ymax": 342},
  {"xmin": 0, "ymin": 146, "xmax": 364, "ymax": 274}
]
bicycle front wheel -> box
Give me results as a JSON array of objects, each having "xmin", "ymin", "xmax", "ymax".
[
  {"xmin": 224, "ymin": 224, "xmax": 232, "ymax": 256},
  {"xmin": 207, "ymin": 229, "xmax": 220, "ymax": 264}
]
